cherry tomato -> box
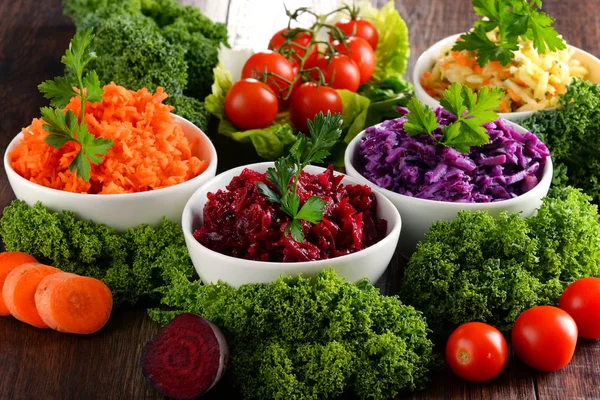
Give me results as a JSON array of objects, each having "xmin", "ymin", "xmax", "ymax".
[
  {"xmin": 241, "ymin": 51, "xmax": 296, "ymax": 100},
  {"xmin": 559, "ymin": 277, "xmax": 600, "ymax": 339},
  {"xmin": 289, "ymin": 82, "xmax": 343, "ymax": 133},
  {"xmin": 268, "ymin": 28, "xmax": 318, "ymax": 68},
  {"xmin": 224, "ymin": 79, "xmax": 278, "ymax": 131},
  {"xmin": 333, "ymin": 36, "xmax": 375, "ymax": 84},
  {"xmin": 334, "ymin": 18, "xmax": 379, "ymax": 50},
  {"xmin": 445, "ymin": 322, "xmax": 508, "ymax": 382},
  {"xmin": 312, "ymin": 54, "xmax": 361, "ymax": 92},
  {"xmin": 511, "ymin": 306, "xmax": 578, "ymax": 371}
]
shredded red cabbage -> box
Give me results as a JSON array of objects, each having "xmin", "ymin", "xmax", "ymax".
[
  {"xmin": 358, "ymin": 108, "xmax": 549, "ymax": 202},
  {"xmin": 194, "ymin": 167, "xmax": 387, "ymax": 262}
]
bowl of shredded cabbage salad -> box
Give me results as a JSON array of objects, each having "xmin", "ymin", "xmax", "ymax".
[
  {"xmin": 345, "ymin": 84, "xmax": 553, "ymax": 254},
  {"xmin": 413, "ymin": 2, "xmax": 600, "ymax": 121}
]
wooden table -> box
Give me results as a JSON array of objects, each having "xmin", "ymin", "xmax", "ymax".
[{"xmin": 1, "ymin": 0, "xmax": 599, "ymax": 398}]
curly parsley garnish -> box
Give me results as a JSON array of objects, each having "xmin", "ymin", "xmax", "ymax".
[
  {"xmin": 38, "ymin": 28, "xmax": 113, "ymax": 182},
  {"xmin": 257, "ymin": 112, "xmax": 342, "ymax": 242},
  {"xmin": 404, "ymin": 83, "xmax": 503, "ymax": 153},
  {"xmin": 452, "ymin": 0, "xmax": 566, "ymax": 67}
]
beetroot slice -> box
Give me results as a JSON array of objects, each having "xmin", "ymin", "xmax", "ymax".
[{"xmin": 141, "ymin": 313, "xmax": 229, "ymax": 400}]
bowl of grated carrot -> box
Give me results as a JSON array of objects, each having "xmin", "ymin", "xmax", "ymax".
[
  {"xmin": 413, "ymin": 33, "xmax": 600, "ymax": 121},
  {"xmin": 4, "ymin": 83, "xmax": 218, "ymax": 230}
]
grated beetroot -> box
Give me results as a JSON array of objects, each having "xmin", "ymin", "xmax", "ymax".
[{"xmin": 194, "ymin": 166, "xmax": 387, "ymax": 262}]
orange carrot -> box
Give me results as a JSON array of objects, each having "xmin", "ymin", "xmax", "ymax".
[
  {"xmin": 9, "ymin": 84, "xmax": 207, "ymax": 194},
  {"xmin": 2, "ymin": 263, "xmax": 60, "ymax": 328},
  {"xmin": 507, "ymin": 88, "xmax": 522, "ymax": 102},
  {"xmin": 499, "ymin": 98, "xmax": 509, "ymax": 113},
  {"xmin": 473, "ymin": 65, "xmax": 484, "ymax": 75},
  {"xmin": 35, "ymin": 272, "xmax": 112, "ymax": 334},
  {"xmin": 0, "ymin": 252, "xmax": 38, "ymax": 316},
  {"xmin": 422, "ymin": 71, "xmax": 431, "ymax": 79}
]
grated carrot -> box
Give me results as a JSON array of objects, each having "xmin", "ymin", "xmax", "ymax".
[{"xmin": 10, "ymin": 84, "xmax": 207, "ymax": 194}]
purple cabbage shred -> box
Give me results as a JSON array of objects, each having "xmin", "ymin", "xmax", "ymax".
[{"xmin": 358, "ymin": 108, "xmax": 550, "ymax": 203}]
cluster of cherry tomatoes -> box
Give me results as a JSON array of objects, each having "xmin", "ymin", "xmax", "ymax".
[
  {"xmin": 445, "ymin": 277, "xmax": 600, "ymax": 382},
  {"xmin": 223, "ymin": 15, "xmax": 379, "ymax": 133}
]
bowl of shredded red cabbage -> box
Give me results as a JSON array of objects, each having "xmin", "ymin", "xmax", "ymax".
[{"xmin": 357, "ymin": 108, "xmax": 550, "ymax": 203}]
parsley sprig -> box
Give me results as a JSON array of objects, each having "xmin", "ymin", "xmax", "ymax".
[
  {"xmin": 404, "ymin": 83, "xmax": 503, "ymax": 153},
  {"xmin": 257, "ymin": 112, "xmax": 342, "ymax": 242},
  {"xmin": 38, "ymin": 28, "xmax": 113, "ymax": 182},
  {"xmin": 453, "ymin": 0, "xmax": 566, "ymax": 66}
]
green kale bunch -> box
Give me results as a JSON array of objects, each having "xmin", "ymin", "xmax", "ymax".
[
  {"xmin": 62, "ymin": 0, "xmax": 227, "ymax": 126},
  {"xmin": 150, "ymin": 269, "xmax": 435, "ymax": 400},
  {"xmin": 0, "ymin": 200, "xmax": 195, "ymax": 306},
  {"xmin": 521, "ymin": 80, "xmax": 600, "ymax": 204},
  {"xmin": 402, "ymin": 186, "xmax": 600, "ymax": 336}
]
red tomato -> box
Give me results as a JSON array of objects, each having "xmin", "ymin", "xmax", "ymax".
[
  {"xmin": 312, "ymin": 54, "xmax": 361, "ymax": 92},
  {"xmin": 289, "ymin": 82, "xmax": 343, "ymax": 133},
  {"xmin": 445, "ymin": 322, "xmax": 508, "ymax": 382},
  {"xmin": 333, "ymin": 36, "xmax": 375, "ymax": 84},
  {"xmin": 241, "ymin": 51, "xmax": 296, "ymax": 100},
  {"xmin": 511, "ymin": 306, "xmax": 578, "ymax": 371},
  {"xmin": 559, "ymin": 277, "xmax": 600, "ymax": 339},
  {"xmin": 224, "ymin": 79, "xmax": 278, "ymax": 131},
  {"xmin": 334, "ymin": 18, "xmax": 379, "ymax": 50},
  {"xmin": 268, "ymin": 28, "xmax": 318, "ymax": 68}
]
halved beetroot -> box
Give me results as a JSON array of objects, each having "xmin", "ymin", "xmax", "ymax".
[{"xmin": 141, "ymin": 313, "xmax": 229, "ymax": 399}]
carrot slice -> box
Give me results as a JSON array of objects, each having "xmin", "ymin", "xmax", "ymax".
[
  {"xmin": 2, "ymin": 263, "xmax": 60, "ymax": 328},
  {"xmin": 35, "ymin": 272, "xmax": 113, "ymax": 334},
  {"xmin": 0, "ymin": 252, "xmax": 38, "ymax": 316}
]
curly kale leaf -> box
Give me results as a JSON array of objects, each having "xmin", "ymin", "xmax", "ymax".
[
  {"xmin": 521, "ymin": 80, "xmax": 600, "ymax": 204},
  {"xmin": 149, "ymin": 269, "xmax": 434, "ymax": 400},
  {"xmin": 402, "ymin": 186, "xmax": 600, "ymax": 336},
  {"xmin": 0, "ymin": 200, "xmax": 194, "ymax": 306}
]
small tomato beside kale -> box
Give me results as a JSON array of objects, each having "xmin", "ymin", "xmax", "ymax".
[
  {"xmin": 511, "ymin": 306, "xmax": 578, "ymax": 371},
  {"xmin": 559, "ymin": 277, "xmax": 600, "ymax": 339},
  {"xmin": 446, "ymin": 322, "xmax": 508, "ymax": 382},
  {"xmin": 290, "ymin": 83, "xmax": 343, "ymax": 133}
]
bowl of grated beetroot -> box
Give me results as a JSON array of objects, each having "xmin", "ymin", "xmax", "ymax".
[{"xmin": 181, "ymin": 162, "xmax": 402, "ymax": 287}]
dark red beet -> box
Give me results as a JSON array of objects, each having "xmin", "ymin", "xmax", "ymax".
[
  {"xmin": 141, "ymin": 313, "xmax": 229, "ymax": 400},
  {"xmin": 194, "ymin": 166, "xmax": 387, "ymax": 262}
]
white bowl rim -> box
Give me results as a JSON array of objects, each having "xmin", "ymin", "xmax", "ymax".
[
  {"xmin": 182, "ymin": 161, "xmax": 402, "ymax": 270},
  {"xmin": 344, "ymin": 119, "xmax": 553, "ymax": 209},
  {"xmin": 412, "ymin": 32, "xmax": 600, "ymax": 118},
  {"xmin": 3, "ymin": 114, "xmax": 218, "ymax": 199}
]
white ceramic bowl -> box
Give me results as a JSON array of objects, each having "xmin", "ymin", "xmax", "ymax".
[
  {"xmin": 344, "ymin": 120, "xmax": 553, "ymax": 255},
  {"xmin": 182, "ymin": 162, "xmax": 402, "ymax": 287},
  {"xmin": 413, "ymin": 33, "xmax": 600, "ymax": 121},
  {"xmin": 4, "ymin": 115, "xmax": 218, "ymax": 230}
]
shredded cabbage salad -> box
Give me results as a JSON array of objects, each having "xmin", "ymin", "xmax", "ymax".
[
  {"xmin": 358, "ymin": 109, "xmax": 549, "ymax": 202},
  {"xmin": 421, "ymin": 34, "xmax": 589, "ymax": 113}
]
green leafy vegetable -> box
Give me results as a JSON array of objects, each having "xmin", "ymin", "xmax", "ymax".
[
  {"xmin": 38, "ymin": 28, "xmax": 113, "ymax": 182},
  {"xmin": 257, "ymin": 112, "xmax": 342, "ymax": 241},
  {"xmin": 0, "ymin": 200, "xmax": 194, "ymax": 306},
  {"xmin": 402, "ymin": 186, "xmax": 600, "ymax": 335},
  {"xmin": 521, "ymin": 80, "xmax": 600, "ymax": 204},
  {"xmin": 356, "ymin": 0, "xmax": 410, "ymax": 79},
  {"xmin": 404, "ymin": 83, "xmax": 503, "ymax": 153},
  {"xmin": 63, "ymin": 0, "xmax": 227, "ymax": 100},
  {"xmin": 148, "ymin": 268, "xmax": 435, "ymax": 400},
  {"xmin": 358, "ymin": 76, "xmax": 414, "ymax": 127},
  {"xmin": 165, "ymin": 95, "xmax": 210, "ymax": 131},
  {"xmin": 453, "ymin": 0, "xmax": 566, "ymax": 66}
]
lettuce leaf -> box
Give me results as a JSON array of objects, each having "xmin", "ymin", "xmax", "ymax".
[
  {"xmin": 359, "ymin": 0, "xmax": 410, "ymax": 80},
  {"xmin": 204, "ymin": 62, "xmax": 232, "ymax": 120}
]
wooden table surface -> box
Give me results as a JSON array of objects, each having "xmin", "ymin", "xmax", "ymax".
[{"xmin": 1, "ymin": 0, "xmax": 599, "ymax": 398}]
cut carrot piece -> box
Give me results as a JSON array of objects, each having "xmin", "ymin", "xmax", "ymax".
[
  {"xmin": 35, "ymin": 273, "xmax": 113, "ymax": 334},
  {"xmin": 422, "ymin": 71, "xmax": 431, "ymax": 79},
  {"xmin": 0, "ymin": 252, "xmax": 38, "ymax": 316},
  {"xmin": 507, "ymin": 88, "xmax": 522, "ymax": 102},
  {"xmin": 2, "ymin": 263, "xmax": 60, "ymax": 328}
]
